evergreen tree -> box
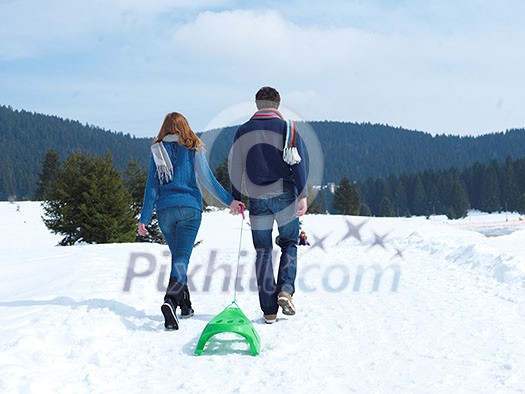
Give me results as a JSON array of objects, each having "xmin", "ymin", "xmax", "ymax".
[
  {"xmin": 123, "ymin": 160, "xmax": 164, "ymax": 243},
  {"xmin": 515, "ymin": 158, "xmax": 525, "ymax": 193},
  {"xmin": 359, "ymin": 203, "xmax": 371, "ymax": 216},
  {"xmin": 306, "ymin": 185, "xmax": 323, "ymax": 214},
  {"xmin": 446, "ymin": 206, "xmax": 457, "ymax": 220},
  {"xmin": 0, "ymin": 160, "xmax": 14, "ymax": 199},
  {"xmin": 42, "ymin": 151, "xmax": 136, "ymax": 245},
  {"xmin": 214, "ymin": 158, "xmax": 230, "ymax": 191},
  {"xmin": 314, "ymin": 185, "xmax": 328, "ymax": 214},
  {"xmin": 519, "ymin": 193, "xmax": 525, "ymax": 215},
  {"xmin": 426, "ymin": 183, "xmax": 440, "ymax": 217},
  {"xmin": 463, "ymin": 162, "xmax": 484, "ymax": 209},
  {"xmin": 393, "ymin": 179, "xmax": 408, "ymax": 217},
  {"xmin": 447, "ymin": 179, "xmax": 469, "ymax": 219},
  {"xmin": 333, "ymin": 176, "xmax": 360, "ymax": 215},
  {"xmin": 500, "ymin": 157, "xmax": 520, "ymax": 211},
  {"xmin": 356, "ymin": 179, "xmax": 372, "ymax": 214},
  {"xmin": 123, "ymin": 160, "xmax": 147, "ymax": 216},
  {"xmin": 34, "ymin": 150, "xmax": 61, "ymax": 200},
  {"xmin": 366, "ymin": 178, "xmax": 391, "ymax": 215},
  {"xmin": 479, "ymin": 161, "xmax": 501, "ymax": 213},
  {"xmin": 410, "ymin": 175, "xmax": 427, "ymax": 216},
  {"xmin": 379, "ymin": 179, "xmax": 393, "ymax": 211},
  {"xmin": 380, "ymin": 196, "xmax": 395, "ymax": 217}
]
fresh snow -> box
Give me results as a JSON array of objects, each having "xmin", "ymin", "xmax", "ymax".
[{"xmin": 1, "ymin": 202, "xmax": 525, "ymax": 393}]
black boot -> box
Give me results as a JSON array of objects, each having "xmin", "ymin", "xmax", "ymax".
[
  {"xmin": 161, "ymin": 277, "xmax": 184, "ymax": 330},
  {"xmin": 180, "ymin": 284, "xmax": 194, "ymax": 318}
]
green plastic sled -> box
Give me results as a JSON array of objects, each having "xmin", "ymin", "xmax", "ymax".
[{"xmin": 195, "ymin": 302, "xmax": 261, "ymax": 356}]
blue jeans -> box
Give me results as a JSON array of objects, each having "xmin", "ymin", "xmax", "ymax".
[
  {"xmin": 157, "ymin": 206, "xmax": 202, "ymax": 284},
  {"xmin": 249, "ymin": 191, "xmax": 299, "ymax": 315}
]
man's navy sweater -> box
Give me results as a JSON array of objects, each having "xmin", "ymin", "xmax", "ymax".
[{"xmin": 230, "ymin": 114, "xmax": 307, "ymax": 201}]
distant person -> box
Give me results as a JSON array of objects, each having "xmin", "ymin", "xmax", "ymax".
[
  {"xmin": 298, "ymin": 230, "xmax": 310, "ymax": 246},
  {"xmin": 230, "ymin": 86, "xmax": 307, "ymax": 324},
  {"xmin": 138, "ymin": 112, "xmax": 244, "ymax": 330}
]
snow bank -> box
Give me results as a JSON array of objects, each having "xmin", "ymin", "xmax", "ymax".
[{"xmin": 1, "ymin": 202, "xmax": 525, "ymax": 393}]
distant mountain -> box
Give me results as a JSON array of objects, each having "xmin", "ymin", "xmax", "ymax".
[
  {"xmin": 202, "ymin": 121, "xmax": 525, "ymax": 184},
  {"xmin": 0, "ymin": 105, "xmax": 151, "ymax": 200},
  {"xmin": 1, "ymin": 104, "xmax": 525, "ymax": 200}
]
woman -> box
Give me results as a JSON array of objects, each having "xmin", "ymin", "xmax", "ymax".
[{"xmin": 138, "ymin": 112, "xmax": 243, "ymax": 330}]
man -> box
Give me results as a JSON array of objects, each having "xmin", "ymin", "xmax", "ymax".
[{"xmin": 230, "ymin": 86, "xmax": 307, "ymax": 324}]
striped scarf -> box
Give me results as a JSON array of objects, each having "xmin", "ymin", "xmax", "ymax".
[
  {"xmin": 150, "ymin": 134, "xmax": 178, "ymax": 184},
  {"xmin": 250, "ymin": 109, "xmax": 302, "ymax": 165}
]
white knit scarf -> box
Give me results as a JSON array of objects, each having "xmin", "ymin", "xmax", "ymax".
[
  {"xmin": 283, "ymin": 119, "xmax": 302, "ymax": 165},
  {"xmin": 151, "ymin": 134, "xmax": 178, "ymax": 183}
]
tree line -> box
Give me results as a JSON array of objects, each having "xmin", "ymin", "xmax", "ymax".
[
  {"xmin": 329, "ymin": 156, "xmax": 525, "ymax": 218},
  {"xmin": 0, "ymin": 105, "xmax": 151, "ymax": 200},
  {"xmin": 3, "ymin": 104, "xmax": 525, "ymax": 200},
  {"xmin": 202, "ymin": 121, "xmax": 525, "ymax": 185},
  {"xmin": 36, "ymin": 148, "xmax": 525, "ymax": 246}
]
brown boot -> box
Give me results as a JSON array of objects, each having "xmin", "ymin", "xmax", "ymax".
[
  {"xmin": 263, "ymin": 313, "xmax": 277, "ymax": 324},
  {"xmin": 277, "ymin": 291, "xmax": 296, "ymax": 315}
]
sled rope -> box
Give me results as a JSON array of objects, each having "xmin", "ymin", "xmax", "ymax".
[{"xmin": 232, "ymin": 205, "xmax": 245, "ymax": 304}]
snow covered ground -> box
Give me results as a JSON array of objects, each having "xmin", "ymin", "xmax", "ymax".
[{"xmin": 1, "ymin": 202, "xmax": 525, "ymax": 393}]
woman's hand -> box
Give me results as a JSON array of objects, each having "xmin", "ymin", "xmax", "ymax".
[
  {"xmin": 229, "ymin": 200, "xmax": 245, "ymax": 216},
  {"xmin": 137, "ymin": 222, "xmax": 148, "ymax": 236}
]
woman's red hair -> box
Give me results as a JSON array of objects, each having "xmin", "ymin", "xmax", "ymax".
[{"xmin": 153, "ymin": 112, "xmax": 203, "ymax": 151}]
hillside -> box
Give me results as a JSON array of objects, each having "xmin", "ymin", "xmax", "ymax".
[
  {"xmin": 203, "ymin": 122, "xmax": 525, "ymax": 183},
  {"xmin": 0, "ymin": 105, "xmax": 151, "ymax": 200},
  {"xmin": 1, "ymin": 202, "xmax": 525, "ymax": 393},
  {"xmin": 1, "ymin": 105, "xmax": 525, "ymax": 200}
]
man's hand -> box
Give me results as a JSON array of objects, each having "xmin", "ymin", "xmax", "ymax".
[
  {"xmin": 137, "ymin": 222, "xmax": 148, "ymax": 236},
  {"xmin": 296, "ymin": 197, "xmax": 307, "ymax": 217},
  {"xmin": 229, "ymin": 200, "xmax": 245, "ymax": 216}
]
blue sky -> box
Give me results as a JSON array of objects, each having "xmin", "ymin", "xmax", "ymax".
[{"xmin": 1, "ymin": 0, "xmax": 524, "ymax": 138}]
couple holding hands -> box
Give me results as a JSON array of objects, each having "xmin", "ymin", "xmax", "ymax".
[{"xmin": 138, "ymin": 86, "xmax": 307, "ymax": 329}]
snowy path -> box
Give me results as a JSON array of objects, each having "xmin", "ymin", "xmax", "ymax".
[{"xmin": 1, "ymin": 203, "xmax": 525, "ymax": 393}]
